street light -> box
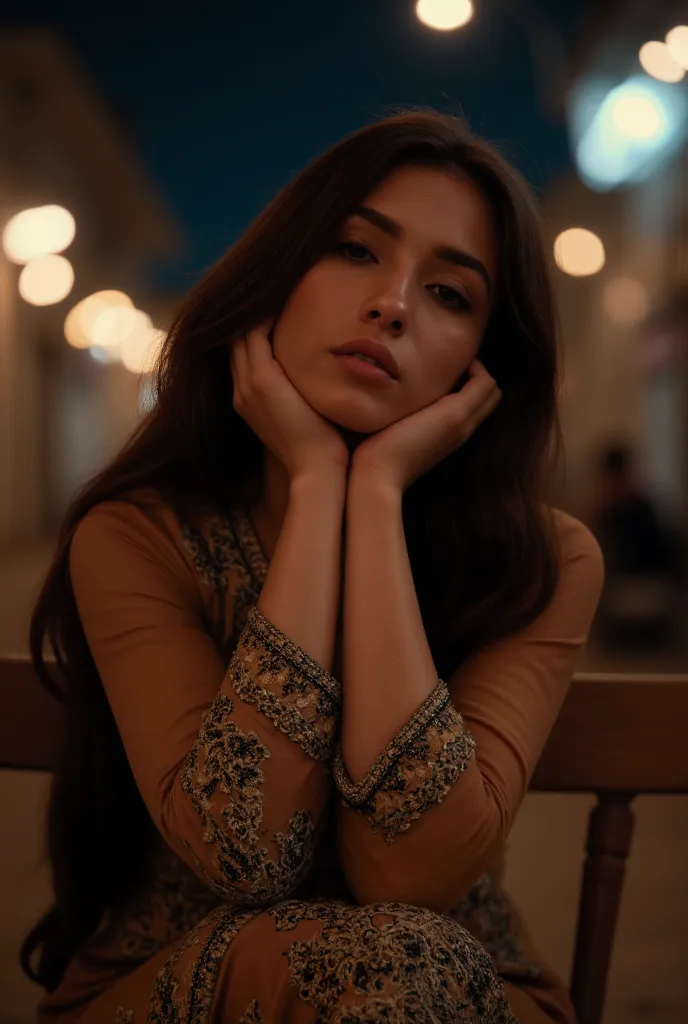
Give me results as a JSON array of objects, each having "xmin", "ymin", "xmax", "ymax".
[
  {"xmin": 639, "ymin": 41, "xmax": 685, "ymax": 83},
  {"xmin": 554, "ymin": 228, "xmax": 605, "ymax": 277},
  {"xmin": 415, "ymin": 0, "xmax": 473, "ymax": 32},
  {"xmin": 2, "ymin": 205, "xmax": 75, "ymax": 264},
  {"xmin": 665, "ymin": 26, "xmax": 688, "ymax": 71},
  {"xmin": 18, "ymin": 254, "xmax": 74, "ymax": 305}
]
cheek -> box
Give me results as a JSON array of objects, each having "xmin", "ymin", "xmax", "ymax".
[
  {"xmin": 423, "ymin": 325, "xmax": 482, "ymax": 395},
  {"xmin": 273, "ymin": 267, "xmax": 345, "ymax": 354}
]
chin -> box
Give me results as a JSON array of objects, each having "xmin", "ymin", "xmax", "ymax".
[{"xmin": 313, "ymin": 398, "xmax": 395, "ymax": 436}]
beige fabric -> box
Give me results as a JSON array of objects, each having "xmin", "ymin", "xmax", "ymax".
[{"xmin": 36, "ymin": 490, "xmax": 603, "ymax": 1022}]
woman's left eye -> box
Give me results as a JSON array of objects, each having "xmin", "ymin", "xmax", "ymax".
[
  {"xmin": 430, "ymin": 284, "xmax": 472, "ymax": 312},
  {"xmin": 336, "ymin": 242, "xmax": 374, "ymax": 261}
]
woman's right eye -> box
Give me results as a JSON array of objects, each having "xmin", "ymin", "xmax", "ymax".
[{"xmin": 335, "ymin": 242, "xmax": 374, "ymax": 262}]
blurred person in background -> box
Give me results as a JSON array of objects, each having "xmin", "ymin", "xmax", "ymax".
[
  {"xmin": 20, "ymin": 110, "xmax": 602, "ymax": 1023},
  {"xmin": 590, "ymin": 443, "xmax": 680, "ymax": 651}
]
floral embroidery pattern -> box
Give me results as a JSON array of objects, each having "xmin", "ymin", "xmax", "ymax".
[
  {"xmin": 105, "ymin": 842, "xmax": 220, "ymax": 962},
  {"xmin": 180, "ymin": 507, "xmax": 267, "ymax": 649},
  {"xmin": 146, "ymin": 905, "xmax": 261, "ymax": 1024},
  {"xmin": 231, "ymin": 606, "xmax": 341, "ymax": 761},
  {"xmin": 180, "ymin": 693, "xmax": 315, "ymax": 903},
  {"xmin": 270, "ymin": 899, "xmax": 516, "ymax": 1022},
  {"xmin": 332, "ymin": 679, "xmax": 476, "ymax": 842},
  {"xmin": 60, "ymin": 500, "xmax": 561, "ymax": 1023},
  {"xmin": 450, "ymin": 873, "xmax": 543, "ymax": 982},
  {"xmin": 237, "ymin": 1000, "xmax": 264, "ymax": 1023}
]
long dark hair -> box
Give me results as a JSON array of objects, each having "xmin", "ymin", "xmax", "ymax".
[{"xmin": 21, "ymin": 108, "xmax": 562, "ymax": 992}]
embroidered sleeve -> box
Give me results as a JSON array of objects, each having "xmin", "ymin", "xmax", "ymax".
[
  {"xmin": 69, "ymin": 505, "xmax": 340, "ymax": 909},
  {"xmin": 231, "ymin": 606, "xmax": 341, "ymax": 761},
  {"xmin": 336, "ymin": 514, "xmax": 604, "ymax": 914},
  {"xmin": 332, "ymin": 679, "xmax": 476, "ymax": 844}
]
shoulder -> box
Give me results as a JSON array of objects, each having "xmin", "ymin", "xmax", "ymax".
[
  {"xmin": 69, "ymin": 489, "xmax": 200, "ymax": 589},
  {"xmin": 547, "ymin": 506, "xmax": 605, "ymax": 611}
]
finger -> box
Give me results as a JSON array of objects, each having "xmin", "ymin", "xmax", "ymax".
[
  {"xmin": 450, "ymin": 366, "xmax": 499, "ymax": 417},
  {"xmin": 462, "ymin": 386, "xmax": 502, "ymax": 438},
  {"xmin": 230, "ymin": 335, "xmax": 248, "ymax": 379},
  {"xmin": 245, "ymin": 320, "xmax": 277, "ymax": 375},
  {"xmin": 230, "ymin": 337, "xmax": 249, "ymax": 408}
]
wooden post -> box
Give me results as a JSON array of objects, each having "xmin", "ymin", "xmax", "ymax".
[{"xmin": 570, "ymin": 792, "xmax": 636, "ymax": 1024}]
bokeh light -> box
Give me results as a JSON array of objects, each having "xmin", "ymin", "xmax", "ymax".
[
  {"xmin": 89, "ymin": 344, "xmax": 122, "ymax": 365},
  {"xmin": 554, "ymin": 228, "xmax": 605, "ymax": 277},
  {"xmin": 91, "ymin": 306, "xmax": 149, "ymax": 350},
  {"xmin": 639, "ymin": 41, "xmax": 685, "ymax": 83},
  {"xmin": 3, "ymin": 205, "xmax": 76, "ymax": 264},
  {"xmin": 611, "ymin": 94, "xmax": 664, "ymax": 139},
  {"xmin": 572, "ymin": 75, "xmax": 686, "ymax": 190},
  {"xmin": 18, "ymin": 255, "xmax": 74, "ymax": 305},
  {"xmin": 415, "ymin": 0, "xmax": 473, "ymax": 32},
  {"xmin": 121, "ymin": 326, "xmax": 166, "ymax": 375},
  {"xmin": 665, "ymin": 26, "xmax": 688, "ymax": 70},
  {"xmin": 602, "ymin": 276, "xmax": 649, "ymax": 325},
  {"xmin": 64, "ymin": 291, "xmax": 134, "ymax": 349}
]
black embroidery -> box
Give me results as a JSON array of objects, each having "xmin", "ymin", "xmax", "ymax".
[
  {"xmin": 180, "ymin": 693, "xmax": 315, "ymax": 902},
  {"xmin": 146, "ymin": 906, "xmax": 261, "ymax": 1024},
  {"xmin": 270, "ymin": 899, "xmax": 516, "ymax": 1022},
  {"xmin": 237, "ymin": 1000, "xmax": 263, "ymax": 1023},
  {"xmin": 231, "ymin": 606, "xmax": 341, "ymax": 760},
  {"xmin": 333, "ymin": 679, "xmax": 476, "ymax": 842},
  {"xmin": 450, "ymin": 873, "xmax": 543, "ymax": 982},
  {"xmin": 106, "ymin": 842, "xmax": 220, "ymax": 962}
]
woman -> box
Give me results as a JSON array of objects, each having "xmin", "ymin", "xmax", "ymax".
[{"xmin": 22, "ymin": 109, "xmax": 603, "ymax": 1022}]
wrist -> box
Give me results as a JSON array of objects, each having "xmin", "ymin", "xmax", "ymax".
[
  {"xmin": 289, "ymin": 466, "xmax": 348, "ymax": 503},
  {"xmin": 348, "ymin": 461, "xmax": 402, "ymax": 505}
]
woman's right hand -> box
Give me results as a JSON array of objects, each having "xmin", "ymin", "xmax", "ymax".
[{"xmin": 230, "ymin": 321, "xmax": 351, "ymax": 480}]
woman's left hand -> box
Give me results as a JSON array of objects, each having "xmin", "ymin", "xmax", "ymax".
[{"xmin": 351, "ymin": 359, "xmax": 502, "ymax": 494}]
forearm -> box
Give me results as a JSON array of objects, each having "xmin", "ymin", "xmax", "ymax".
[
  {"xmin": 258, "ymin": 469, "xmax": 347, "ymax": 673},
  {"xmin": 340, "ymin": 471, "xmax": 439, "ymax": 782}
]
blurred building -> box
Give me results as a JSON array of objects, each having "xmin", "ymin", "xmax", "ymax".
[
  {"xmin": 544, "ymin": 0, "xmax": 688, "ymax": 542},
  {"xmin": 0, "ymin": 27, "xmax": 182, "ymax": 549}
]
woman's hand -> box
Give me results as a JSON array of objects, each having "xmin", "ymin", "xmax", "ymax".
[
  {"xmin": 350, "ymin": 359, "xmax": 502, "ymax": 494},
  {"xmin": 231, "ymin": 322, "xmax": 351, "ymax": 480}
]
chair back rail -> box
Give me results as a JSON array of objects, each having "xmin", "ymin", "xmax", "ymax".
[{"xmin": 2, "ymin": 656, "xmax": 688, "ymax": 1024}]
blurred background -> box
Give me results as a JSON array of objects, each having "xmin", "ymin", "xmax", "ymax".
[{"xmin": 1, "ymin": 0, "xmax": 687, "ymax": 1020}]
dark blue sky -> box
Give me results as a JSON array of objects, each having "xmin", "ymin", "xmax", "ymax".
[{"xmin": 15, "ymin": 0, "xmax": 584, "ymax": 289}]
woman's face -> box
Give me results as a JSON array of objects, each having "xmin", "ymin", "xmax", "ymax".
[{"xmin": 272, "ymin": 164, "xmax": 497, "ymax": 434}]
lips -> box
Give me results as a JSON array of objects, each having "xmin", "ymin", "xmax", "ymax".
[{"xmin": 331, "ymin": 338, "xmax": 399, "ymax": 380}]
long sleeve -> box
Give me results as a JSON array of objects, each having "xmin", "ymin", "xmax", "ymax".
[
  {"xmin": 69, "ymin": 500, "xmax": 340, "ymax": 908},
  {"xmin": 335, "ymin": 511, "xmax": 604, "ymax": 913}
]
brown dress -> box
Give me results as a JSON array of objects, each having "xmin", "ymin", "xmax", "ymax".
[{"xmin": 37, "ymin": 490, "xmax": 604, "ymax": 1023}]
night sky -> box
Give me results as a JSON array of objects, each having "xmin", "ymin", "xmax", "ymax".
[{"xmin": 12, "ymin": 0, "xmax": 585, "ymax": 289}]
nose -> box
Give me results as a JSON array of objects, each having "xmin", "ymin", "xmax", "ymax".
[{"xmin": 362, "ymin": 275, "xmax": 408, "ymax": 336}]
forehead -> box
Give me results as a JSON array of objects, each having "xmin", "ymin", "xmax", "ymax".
[{"xmin": 358, "ymin": 165, "xmax": 496, "ymax": 280}]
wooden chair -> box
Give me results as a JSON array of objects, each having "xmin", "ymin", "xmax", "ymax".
[{"xmin": 1, "ymin": 657, "xmax": 688, "ymax": 1024}]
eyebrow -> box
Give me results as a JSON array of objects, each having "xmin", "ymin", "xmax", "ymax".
[{"xmin": 349, "ymin": 204, "xmax": 492, "ymax": 295}]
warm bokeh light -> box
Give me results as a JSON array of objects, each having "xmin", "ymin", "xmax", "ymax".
[
  {"xmin": 639, "ymin": 40, "xmax": 685, "ymax": 83},
  {"xmin": 666, "ymin": 25, "xmax": 688, "ymax": 70},
  {"xmin": 415, "ymin": 0, "xmax": 473, "ymax": 31},
  {"xmin": 89, "ymin": 344, "xmax": 122, "ymax": 365},
  {"xmin": 611, "ymin": 94, "xmax": 664, "ymax": 139},
  {"xmin": 554, "ymin": 228, "xmax": 605, "ymax": 277},
  {"xmin": 121, "ymin": 326, "xmax": 166, "ymax": 374},
  {"xmin": 91, "ymin": 306, "xmax": 149, "ymax": 349},
  {"xmin": 64, "ymin": 290, "xmax": 134, "ymax": 349},
  {"xmin": 18, "ymin": 254, "xmax": 74, "ymax": 305},
  {"xmin": 3, "ymin": 205, "xmax": 76, "ymax": 264},
  {"xmin": 603, "ymin": 276, "xmax": 649, "ymax": 325}
]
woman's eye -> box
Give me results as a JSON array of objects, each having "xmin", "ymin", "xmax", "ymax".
[
  {"xmin": 336, "ymin": 242, "xmax": 374, "ymax": 261},
  {"xmin": 430, "ymin": 284, "xmax": 471, "ymax": 312}
]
